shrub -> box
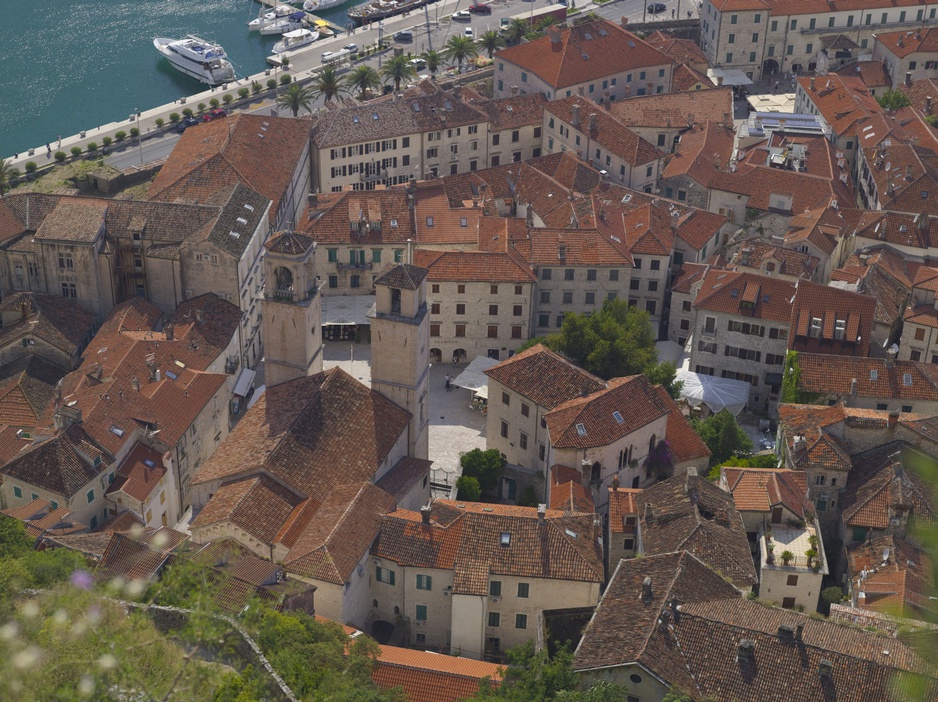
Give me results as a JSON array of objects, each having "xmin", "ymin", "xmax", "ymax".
[
  {"xmin": 252, "ymin": 81, "xmax": 263, "ymax": 94},
  {"xmin": 54, "ymin": 151, "xmax": 66, "ymax": 162},
  {"xmin": 129, "ymin": 127, "xmax": 139, "ymax": 138},
  {"xmin": 780, "ymin": 550, "xmax": 794, "ymax": 565},
  {"xmin": 223, "ymin": 93, "xmax": 234, "ymax": 104},
  {"xmin": 281, "ymin": 56, "xmax": 290, "ymax": 67},
  {"xmin": 238, "ymin": 86, "xmax": 250, "ymax": 99},
  {"xmin": 456, "ymin": 475, "xmax": 481, "ymax": 501},
  {"xmin": 516, "ymin": 485, "xmax": 539, "ymax": 507},
  {"xmin": 182, "ymin": 107, "xmax": 193, "ymax": 117},
  {"xmin": 87, "ymin": 142, "xmax": 98, "ymax": 153},
  {"xmin": 114, "ymin": 130, "xmax": 127, "ymax": 142},
  {"xmin": 102, "ymin": 136, "xmax": 113, "ymax": 146},
  {"xmin": 197, "ymin": 102, "xmax": 207, "ymax": 114},
  {"xmin": 280, "ymin": 74, "xmax": 292, "ymax": 85},
  {"xmin": 155, "ymin": 117, "xmax": 164, "ymax": 127},
  {"xmin": 25, "ymin": 161, "xmax": 37, "ymax": 173},
  {"xmin": 209, "ymin": 97, "xmax": 220, "ymax": 108},
  {"xmin": 267, "ymin": 78, "xmax": 277, "ymax": 89},
  {"xmin": 70, "ymin": 146, "xmax": 82, "ymax": 157},
  {"xmin": 169, "ymin": 112, "xmax": 180, "ymax": 123}
]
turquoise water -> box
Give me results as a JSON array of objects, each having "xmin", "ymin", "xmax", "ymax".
[{"xmin": 0, "ymin": 0, "xmax": 356, "ymax": 157}]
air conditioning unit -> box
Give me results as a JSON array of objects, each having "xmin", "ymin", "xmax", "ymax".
[
  {"xmin": 415, "ymin": 620, "xmax": 426, "ymax": 627},
  {"xmin": 373, "ymin": 558, "xmax": 382, "ymax": 566},
  {"xmin": 490, "ymin": 596, "xmax": 501, "ymax": 603}
]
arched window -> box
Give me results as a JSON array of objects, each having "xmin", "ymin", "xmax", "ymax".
[
  {"xmin": 591, "ymin": 461, "xmax": 601, "ymax": 482},
  {"xmin": 648, "ymin": 434, "xmax": 657, "ymax": 455},
  {"xmin": 274, "ymin": 266, "xmax": 293, "ymax": 291}
]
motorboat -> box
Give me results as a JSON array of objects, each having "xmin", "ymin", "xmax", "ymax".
[
  {"xmin": 273, "ymin": 27, "xmax": 320, "ymax": 53},
  {"xmin": 153, "ymin": 36, "xmax": 236, "ymax": 85},
  {"xmin": 304, "ymin": 0, "xmax": 346, "ymax": 11},
  {"xmin": 348, "ymin": 0, "xmax": 435, "ymax": 26},
  {"xmin": 259, "ymin": 11, "xmax": 308, "ymax": 35},
  {"xmin": 247, "ymin": 4, "xmax": 295, "ymax": 31}
]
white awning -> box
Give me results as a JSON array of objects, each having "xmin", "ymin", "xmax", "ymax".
[
  {"xmin": 677, "ymin": 369, "xmax": 750, "ymax": 416},
  {"xmin": 451, "ymin": 355, "xmax": 500, "ymax": 392},
  {"xmin": 474, "ymin": 385, "xmax": 489, "ymax": 400},
  {"xmin": 707, "ymin": 67, "xmax": 754, "ymax": 86},
  {"xmin": 322, "ymin": 295, "xmax": 375, "ymax": 326},
  {"xmin": 233, "ymin": 368, "xmax": 256, "ymax": 397}
]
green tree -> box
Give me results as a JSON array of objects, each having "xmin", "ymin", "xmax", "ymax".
[
  {"xmin": 479, "ymin": 29, "xmax": 506, "ymax": 59},
  {"xmin": 516, "ymin": 485, "xmax": 539, "ymax": 507},
  {"xmin": 422, "ymin": 49, "xmax": 442, "ymax": 74},
  {"xmin": 457, "ymin": 475, "xmax": 482, "ymax": 501},
  {"xmin": 381, "ymin": 54, "xmax": 417, "ymax": 92},
  {"xmin": 54, "ymin": 150, "xmax": 67, "ymax": 162},
  {"xmin": 346, "ymin": 65, "xmax": 381, "ymax": 100},
  {"xmin": 503, "ymin": 18, "xmax": 529, "ymax": 46},
  {"xmin": 0, "ymin": 157, "xmax": 15, "ymax": 195},
  {"xmin": 311, "ymin": 65, "xmax": 346, "ymax": 103},
  {"xmin": 460, "ymin": 448, "xmax": 506, "ymax": 497},
  {"xmin": 691, "ymin": 410, "xmax": 753, "ymax": 465},
  {"xmin": 518, "ymin": 298, "xmax": 680, "ymax": 396},
  {"xmin": 781, "ymin": 350, "xmax": 821, "ymax": 404},
  {"xmin": 877, "ymin": 88, "xmax": 911, "ymax": 110},
  {"xmin": 277, "ymin": 82, "xmax": 315, "ymax": 117},
  {"xmin": 443, "ymin": 35, "xmax": 479, "ymax": 73}
]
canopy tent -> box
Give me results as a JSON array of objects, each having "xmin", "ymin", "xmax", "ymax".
[
  {"xmin": 676, "ymin": 369, "xmax": 751, "ymax": 416},
  {"xmin": 451, "ymin": 355, "xmax": 500, "ymax": 392},
  {"xmin": 655, "ymin": 339, "xmax": 687, "ymax": 366},
  {"xmin": 321, "ymin": 295, "xmax": 375, "ymax": 326},
  {"xmin": 707, "ymin": 68, "xmax": 754, "ymax": 86},
  {"xmin": 232, "ymin": 368, "xmax": 256, "ymax": 398},
  {"xmin": 474, "ymin": 385, "xmax": 489, "ymax": 400}
]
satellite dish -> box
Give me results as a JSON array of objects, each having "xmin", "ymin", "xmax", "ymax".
[
  {"xmin": 882, "ymin": 547, "xmax": 890, "ymax": 563},
  {"xmin": 885, "ymin": 162, "xmax": 892, "ymax": 172}
]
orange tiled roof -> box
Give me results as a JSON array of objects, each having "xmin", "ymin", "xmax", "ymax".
[
  {"xmin": 496, "ymin": 20, "xmax": 673, "ymax": 90},
  {"xmin": 796, "ymin": 353, "xmax": 938, "ymax": 401},
  {"xmin": 835, "ymin": 61, "xmax": 891, "ymax": 89},
  {"xmin": 0, "ymin": 292, "xmax": 96, "ymax": 357},
  {"xmin": 414, "ymin": 185, "xmax": 482, "ymax": 245},
  {"xmin": 722, "ymin": 467, "xmax": 810, "ymax": 517},
  {"xmin": 413, "ymin": 249, "xmax": 536, "ymax": 283},
  {"xmin": 693, "ymin": 269, "xmax": 796, "ymax": 322},
  {"xmin": 484, "ymin": 344, "xmax": 606, "ymax": 410},
  {"xmin": 549, "ymin": 474, "xmax": 595, "ymax": 514},
  {"xmin": 847, "ymin": 534, "xmax": 936, "ymax": 618},
  {"xmin": 106, "ymin": 443, "xmax": 166, "ymax": 503},
  {"xmin": 300, "ymin": 189, "xmax": 414, "ymax": 245},
  {"xmin": 875, "ymin": 28, "xmax": 938, "ymax": 59},
  {"xmin": 608, "ymin": 486, "xmax": 641, "ymax": 534},
  {"xmin": 797, "ymin": 75, "xmax": 889, "ymax": 142},
  {"xmin": 789, "ymin": 280, "xmax": 876, "ymax": 357},
  {"xmin": 609, "ymin": 87, "xmax": 734, "ymax": 129},
  {"xmin": 671, "ymin": 64, "xmax": 714, "ymax": 91},
  {"xmin": 646, "ymin": 32, "xmax": 709, "ymax": 68},
  {"xmin": 662, "ymin": 120, "xmax": 736, "ymax": 186},
  {"xmin": 372, "ymin": 645, "xmax": 503, "ymax": 702}
]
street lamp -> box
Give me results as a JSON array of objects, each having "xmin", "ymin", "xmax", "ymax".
[{"xmin": 134, "ymin": 108, "xmax": 143, "ymax": 166}]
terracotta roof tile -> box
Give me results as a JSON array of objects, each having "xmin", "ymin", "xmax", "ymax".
[
  {"xmin": 876, "ymin": 27, "xmax": 938, "ymax": 59},
  {"xmin": 608, "ymin": 486, "xmax": 641, "ymax": 533},
  {"xmin": 847, "ymin": 534, "xmax": 936, "ymax": 618},
  {"xmin": 478, "ymin": 92, "xmax": 548, "ymax": 130},
  {"xmin": 413, "ymin": 185, "xmax": 482, "ymax": 245},
  {"xmin": 0, "ymin": 356, "xmax": 67, "ymax": 428},
  {"xmin": 372, "ymin": 645, "xmax": 503, "ymax": 702},
  {"xmin": 300, "ymin": 190, "xmax": 413, "ymax": 245},
  {"xmin": 609, "ymin": 87, "xmax": 733, "ymax": 129},
  {"xmin": 671, "ymin": 64, "xmax": 714, "ymax": 91},
  {"xmin": 646, "ymin": 32, "xmax": 709, "ymax": 68},
  {"xmin": 722, "ymin": 467, "xmax": 810, "ymax": 517},
  {"xmin": 693, "ymin": 269, "xmax": 796, "ymax": 322},
  {"xmin": 547, "ymin": 96, "xmax": 661, "ymax": 167},
  {"xmin": 797, "ymin": 74, "xmax": 889, "ymax": 142},
  {"xmin": 484, "ymin": 344, "xmax": 606, "ymax": 410},
  {"xmin": 835, "ymin": 60, "xmax": 891, "ymax": 89},
  {"xmin": 33, "ymin": 198, "xmax": 108, "ymax": 243},
  {"xmin": 670, "ymin": 262, "xmax": 710, "ymax": 293},
  {"xmin": 192, "ymin": 475, "xmax": 304, "ymax": 544},
  {"xmin": 789, "ymin": 280, "xmax": 875, "ymax": 356},
  {"xmin": 374, "ymin": 456, "xmax": 433, "ymax": 501},
  {"xmin": 495, "ymin": 20, "xmax": 673, "ymax": 90},
  {"xmin": 549, "ymin": 471, "xmax": 595, "ymax": 513},
  {"xmin": 796, "ymin": 353, "xmax": 938, "ymax": 401},
  {"xmin": 374, "ymin": 262, "xmax": 428, "ymax": 290},
  {"xmin": 94, "ymin": 531, "xmax": 177, "ymax": 583},
  {"xmin": 0, "ymin": 292, "xmax": 96, "ymax": 358},
  {"xmin": 1, "ymin": 425, "xmax": 112, "ymax": 498},
  {"xmin": 264, "ymin": 230, "xmax": 314, "ymax": 255},
  {"xmin": 413, "ymin": 249, "xmax": 535, "ymax": 283},
  {"xmin": 106, "ymin": 443, "xmax": 166, "ymax": 503}
]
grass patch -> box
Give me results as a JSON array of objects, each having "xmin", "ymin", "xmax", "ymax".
[{"xmin": 12, "ymin": 159, "xmax": 118, "ymax": 194}]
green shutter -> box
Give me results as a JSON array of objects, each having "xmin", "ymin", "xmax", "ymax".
[
  {"xmin": 328, "ymin": 249, "xmax": 337, "ymax": 263},
  {"xmin": 389, "ymin": 569, "xmax": 395, "ymax": 586},
  {"xmin": 372, "ymin": 249, "xmax": 382, "ymax": 263},
  {"xmin": 350, "ymin": 250, "xmax": 357, "ymax": 264},
  {"xmin": 416, "ymin": 605, "xmax": 427, "ymax": 621}
]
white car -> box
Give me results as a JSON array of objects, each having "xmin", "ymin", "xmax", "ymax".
[
  {"xmin": 464, "ymin": 26, "xmax": 474, "ymax": 38},
  {"xmin": 451, "ymin": 10, "xmax": 471, "ymax": 21},
  {"xmin": 343, "ymin": 43, "xmax": 359, "ymax": 53},
  {"xmin": 321, "ymin": 51, "xmax": 335, "ymax": 61}
]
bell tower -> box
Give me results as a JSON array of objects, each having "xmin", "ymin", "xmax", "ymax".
[
  {"xmin": 261, "ymin": 230, "xmax": 323, "ymax": 387},
  {"xmin": 370, "ymin": 264, "xmax": 430, "ymax": 460}
]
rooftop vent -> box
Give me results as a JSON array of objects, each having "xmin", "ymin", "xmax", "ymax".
[
  {"xmin": 738, "ymin": 639, "xmax": 755, "ymax": 659},
  {"xmin": 819, "ymin": 660, "xmax": 833, "ymax": 678}
]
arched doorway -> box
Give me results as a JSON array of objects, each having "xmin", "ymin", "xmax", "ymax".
[
  {"xmin": 430, "ymin": 348, "xmax": 443, "ymax": 364},
  {"xmin": 452, "ymin": 348, "xmax": 467, "ymax": 364},
  {"xmin": 762, "ymin": 58, "xmax": 780, "ymax": 77}
]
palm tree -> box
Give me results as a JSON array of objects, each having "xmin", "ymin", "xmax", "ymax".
[
  {"xmin": 276, "ymin": 82, "xmax": 316, "ymax": 117},
  {"xmin": 310, "ymin": 65, "xmax": 345, "ymax": 103},
  {"xmin": 442, "ymin": 35, "xmax": 479, "ymax": 74},
  {"xmin": 503, "ymin": 18, "xmax": 528, "ymax": 46},
  {"xmin": 345, "ymin": 65, "xmax": 381, "ymax": 101},
  {"xmin": 0, "ymin": 158, "xmax": 15, "ymax": 196},
  {"xmin": 381, "ymin": 54, "xmax": 416, "ymax": 92},
  {"xmin": 422, "ymin": 49, "xmax": 442, "ymax": 75},
  {"xmin": 478, "ymin": 30, "xmax": 506, "ymax": 59}
]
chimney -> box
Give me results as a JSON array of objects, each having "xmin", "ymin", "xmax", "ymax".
[
  {"xmin": 888, "ymin": 410, "xmax": 899, "ymax": 429},
  {"xmin": 819, "ymin": 660, "xmax": 833, "ymax": 678},
  {"xmin": 588, "ymin": 113, "xmax": 597, "ymax": 132},
  {"xmin": 420, "ymin": 501, "xmax": 432, "ymax": 524},
  {"xmin": 737, "ymin": 639, "xmax": 755, "ymax": 660},
  {"xmin": 549, "ymin": 25, "xmax": 562, "ymax": 49},
  {"xmin": 926, "ymin": 96, "xmax": 933, "ymax": 114},
  {"xmin": 810, "ymin": 76, "xmax": 816, "ymax": 91},
  {"xmin": 406, "ymin": 238, "xmax": 414, "ymax": 264},
  {"xmin": 905, "ymin": 72, "xmax": 913, "ymax": 87},
  {"xmin": 620, "ymin": 16, "xmax": 628, "ymax": 27},
  {"xmin": 131, "ymin": 376, "xmax": 140, "ymax": 392},
  {"xmin": 717, "ymin": 75, "xmax": 724, "ymax": 87},
  {"xmin": 850, "ymin": 378, "xmax": 857, "ymax": 396},
  {"xmin": 641, "ymin": 576, "xmax": 653, "ymax": 603},
  {"xmin": 20, "ymin": 300, "xmax": 29, "ymax": 321},
  {"xmin": 307, "ymin": 192, "xmax": 318, "ymax": 210},
  {"xmin": 795, "ymin": 623, "xmax": 804, "ymax": 641},
  {"xmin": 195, "ymin": 308, "xmax": 203, "ymax": 323},
  {"xmin": 537, "ymin": 503, "xmax": 547, "ymax": 524},
  {"xmin": 886, "ymin": 346, "xmax": 896, "ymax": 369},
  {"xmin": 54, "ymin": 404, "xmax": 82, "ymax": 430},
  {"xmin": 510, "ymin": 85, "xmax": 519, "ymax": 97},
  {"xmin": 611, "ymin": 474, "xmax": 620, "ymax": 490},
  {"xmin": 572, "ymin": 104, "xmax": 581, "ymax": 128},
  {"xmin": 164, "ymin": 323, "xmax": 174, "ymax": 341},
  {"xmin": 905, "ymin": 164, "xmax": 914, "ymax": 180}
]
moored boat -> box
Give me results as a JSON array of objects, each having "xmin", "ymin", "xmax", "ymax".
[
  {"xmin": 304, "ymin": 0, "xmax": 346, "ymax": 11},
  {"xmin": 248, "ymin": 4, "xmax": 296, "ymax": 31},
  {"xmin": 273, "ymin": 27, "xmax": 321, "ymax": 53},
  {"xmin": 347, "ymin": 0, "xmax": 437, "ymax": 25},
  {"xmin": 259, "ymin": 11, "xmax": 308, "ymax": 35},
  {"xmin": 153, "ymin": 35, "xmax": 236, "ymax": 85}
]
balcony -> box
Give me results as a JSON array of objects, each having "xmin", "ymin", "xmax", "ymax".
[
  {"xmin": 359, "ymin": 169, "xmax": 389, "ymax": 183},
  {"xmin": 337, "ymin": 261, "xmax": 373, "ymax": 271}
]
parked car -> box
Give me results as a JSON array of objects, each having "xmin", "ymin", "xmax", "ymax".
[
  {"xmin": 410, "ymin": 57, "xmax": 427, "ymax": 70},
  {"xmin": 394, "ymin": 30, "xmax": 414, "ymax": 42},
  {"xmin": 647, "ymin": 2, "xmax": 666, "ymax": 12},
  {"xmin": 451, "ymin": 10, "xmax": 471, "ymax": 21},
  {"xmin": 321, "ymin": 50, "xmax": 335, "ymax": 61},
  {"xmin": 468, "ymin": 3, "xmax": 492, "ymax": 13},
  {"xmin": 464, "ymin": 26, "xmax": 474, "ymax": 38},
  {"xmin": 210, "ymin": 108, "xmax": 227, "ymax": 118},
  {"xmin": 343, "ymin": 43, "xmax": 359, "ymax": 53},
  {"xmin": 175, "ymin": 115, "xmax": 200, "ymax": 133},
  {"xmin": 500, "ymin": 17, "xmax": 510, "ymax": 29}
]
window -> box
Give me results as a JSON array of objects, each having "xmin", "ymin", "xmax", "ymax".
[
  {"xmin": 431, "ymin": 283, "xmax": 440, "ymax": 294},
  {"xmin": 538, "ymin": 314, "xmax": 549, "ymax": 327},
  {"xmin": 517, "ymin": 582, "xmax": 529, "ymax": 598},
  {"xmin": 564, "ymin": 268, "xmax": 575, "ymax": 281},
  {"xmin": 521, "ymin": 403, "xmax": 530, "ymax": 417},
  {"xmin": 704, "ymin": 317, "xmax": 716, "ymax": 333},
  {"xmin": 328, "ymin": 275, "xmax": 338, "ymax": 289},
  {"xmin": 645, "ymin": 301, "xmax": 656, "ymax": 314},
  {"xmin": 416, "ymin": 574, "xmax": 432, "ymax": 591},
  {"xmin": 500, "ymin": 421, "xmax": 508, "ymax": 438},
  {"xmin": 490, "ymin": 581, "xmax": 502, "ymax": 596},
  {"xmin": 771, "ymin": 19, "xmax": 778, "ymax": 31},
  {"xmin": 456, "ymin": 303, "xmax": 466, "ymax": 315},
  {"xmin": 541, "ymin": 268, "xmax": 552, "ymax": 280},
  {"xmin": 431, "ymin": 303, "xmax": 441, "ymax": 315},
  {"xmin": 562, "ymin": 291, "xmax": 573, "ymax": 304},
  {"xmin": 519, "ymin": 432, "xmax": 528, "ymax": 450},
  {"xmin": 515, "ymin": 614, "xmax": 528, "ymax": 629},
  {"xmin": 752, "ymin": 32, "xmax": 759, "ymax": 42},
  {"xmin": 787, "ymin": 574, "xmax": 799, "ymax": 587},
  {"xmin": 728, "ymin": 33, "xmax": 735, "ymax": 44},
  {"xmin": 415, "ymin": 605, "xmax": 427, "ymax": 621},
  {"xmin": 903, "ymin": 405, "xmax": 913, "ymax": 413},
  {"xmin": 513, "ymin": 304, "xmax": 523, "ymax": 317},
  {"xmin": 754, "ymin": 12, "xmax": 761, "ymax": 22},
  {"xmin": 624, "ymin": 538, "xmax": 634, "ymax": 549},
  {"xmin": 511, "ymin": 325, "xmax": 522, "ymax": 339},
  {"xmin": 730, "ymin": 13, "xmax": 737, "ymax": 23},
  {"xmin": 455, "ymin": 324, "xmax": 466, "ymax": 337},
  {"xmin": 376, "ymin": 566, "xmax": 396, "ymax": 584},
  {"xmin": 585, "ymin": 292, "xmax": 595, "ymax": 305},
  {"xmin": 726, "ymin": 53, "xmax": 733, "ymax": 63},
  {"xmin": 502, "ymin": 391, "xmax": 510, "ymax": 406},
  {"xmin": 13, "ymin": 486, "xmax": 22, "ymax": 498},
  {"xmin": 350, "ymin": 275, "xmax": 360, "ymax": 288},
  {"xmin": 556, "ymin": 315, "xmax": 564, "ymax": 327},
  {"xmin": 488, "ymin": 612, "xmax": 500, "ymax": 627},
  {"xmin": 633, "ymin": 258, "xmax": 642, "ymax": 270},
  {"xmin": 915, "ymin": 327, "xmax": 926, "ymax": 341},
  {"xmin": 487, "ymin": 325, "xmax": 498, "ymax": 338},
  {"xmin": 540, "ymin": 290, "xmax": 551, "ymax": 304},
  {"xmin": 489, "ymin": 304, "xmax": 499, "ymax": 315},
  {"xmin": 430, "ymin": 323, "xmax": 440, "ymax": 337},
  {"xmin": 61, "ymin": 283, "xmax": 77, "ymax": 298},
  {"xmin": 609, "ymin": 269, "xmax": 619, "ymax": 282},
  {"xmin": 86, "ymin": 489, "xmax": 95, "ymax": 503},
  {"xmin": 458, "ymin": 284, "xmax": 466, "ymax": 294},
  {"xmin": 58, "ymin": 254, "xmax": 74, "ymax": 269},
  {"xmin": 647, "ymin": 281, "xmax": 658, "ymax": 292},
  {"xmin": 492, "ymin": 134, "xmax": 500, "ymax": 146}
]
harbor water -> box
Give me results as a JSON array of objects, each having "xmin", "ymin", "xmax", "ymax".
[{"xmin": 0, "ymin": 0, "xmax": 357, "ymax": 158}]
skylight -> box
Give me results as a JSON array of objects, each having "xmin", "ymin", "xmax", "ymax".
[
  {"xmin": 372, "ymin": 113, "xmax": 379, "ymax": 121},
  {"xmin": 166, "ymin": 370, "xmax": 178, "ymax": 381},
  {"xmin": 110, "ymin": 425, "xmax": 125, "ymax": 438},
  {"xmin": 575, "ymin": 423, "xmax": 587, "ymax": 436},
  {"xmin": 903, "ymin": 373, "xmax": 913, "ymax": 386},
  {"xmin": 143, "ymin": 459, "xmax": 156, "ymax": 468},
  {"xmin": 236, "ymin": 217, "xmax": 248, "ymax": 225},
  {"xmin": 870, "ymin": 370, "xmax": 878, "ymax": 380},
  {"xmin": 500, "ymin": 532, "xmax": 511, "ymax": 546},
  {"xmin": 460, "ymin": 217, "xmax": 468, "ymax": 227},
  {"xmin": 613, "ymin": 411, "xmax": 624, "ymax": 423},
  {"xmin": 243, "ymin": 204, "xmax": 254, "ymax": 212},
  {"xmin": 391, "ymin": 219, "xmax": 398, "ymax": 227},
  {"xmin": 565, "ymin": 528, "xmax": 578, "ymax": 539},
  {"xmin": 353, "ymin": 116, "xmax": 360, "ymax": 124}
]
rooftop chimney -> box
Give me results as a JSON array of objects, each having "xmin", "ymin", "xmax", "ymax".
[
  {"xmin": 888, "ymin": 410, "xmax": 900, "ymax": 429},
  {"xmin": 307, "ymin": 192, "xmax": 318, "ymax": 210},
  {"xmin": 131, "ymin": 376, "xmax": 140, "ymax": 392},
  {"xmin": 510, "ymin": 85, "xmax": 519, "ymax": 97},
  {"xmin": 926, "ymin": 96, "xmax": 933, "ymax": 114},
  {"xmin": 810, "ymin": 76, "xmax": 816, "ymax": 92},
  {"xmin": 620, "ymin": 16, "xmax": 628, "ymax": 27},
  {"xmin": 549, "ymin": 25, "xmax": 562, "ymax": 49},
  {"xmin": 588, "ymin": 113, "xmax": 597, "ymax": 132},
  {"xmin": 611, "ymin": 474, "xmax": 620, "ymax": 490},
  {"xmin": 905, "ymin": 71, "xmax": 913, "ymax": 87},
  {"xmin": 737, "ymin": 639, "xmax": 755, "ymax": 660},
  {"xmin": 905, "ymin": 164, "xmax": 914, "ymax": 180},
  {"xmin": 886, "ymin": 346, "xmax": 896, "ymax": 369},
  {"xmin": 420, "ymin": 501, "xmax": 432, "ymax": 524},
  {"xmin": 819, "ymin": 660, "xmax": 833, "ymax": 678},
  {"xmin": 850, "ymin": 377, "xmax": 857, "ymax": 396},
  {"xmin": 537, "ymin": 503, "xmax": 547, "ymax": 524},
  {"xmin": 641, "ymin": 576, "xmax": 653, "ymax": 603},
  {"xmin": 572, "ymin": 104, "xmax": 581, "ymax": 128},
  {"xmin": 795, "ymin": 623, "xmax": 804, "ymax": 640}
]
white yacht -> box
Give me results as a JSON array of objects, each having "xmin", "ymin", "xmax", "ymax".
[
  {"xmin": 260, "ymin": 11, "xmax": 307, "ymax": 35},
  {"xmin": 153, "ymin": 36, "xmax": 236, "ymax": 85},
  {"xmin": 273, "ymin": 27, "xmax": 320, "ymax": 54},
  {"xmin": 247, "ymin": 4, "xmax": 295, "ymax": 31},
  {"xmin": 304, "ymin": 0, "xmax": 345, "ymax": 11}
]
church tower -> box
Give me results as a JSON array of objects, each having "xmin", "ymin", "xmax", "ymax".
[
  {"xmin": 261, "ymin": 231, "xmax": 323, "ymax": 387},
  {"xmin": 370, "ymin": 264, "xmax": 430, "ymax": 460}
]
